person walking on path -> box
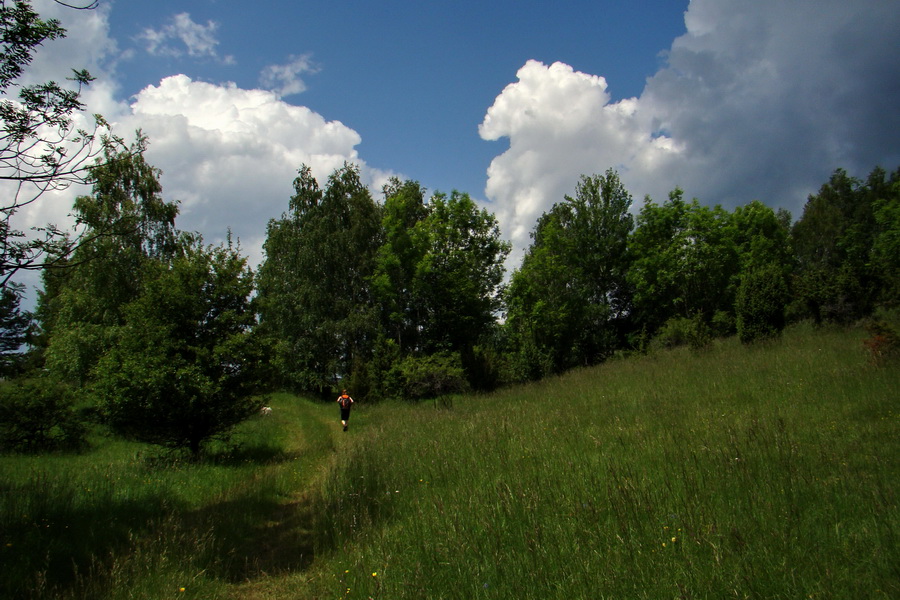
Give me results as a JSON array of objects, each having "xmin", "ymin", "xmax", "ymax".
[{"xmin": 337, "ymin": 389, "xmax": 354, "ymax": 431}]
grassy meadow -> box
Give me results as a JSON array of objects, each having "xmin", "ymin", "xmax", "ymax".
[{"xmin": 1, "ymin": 322, "xmax": 897, "ymax": 599}]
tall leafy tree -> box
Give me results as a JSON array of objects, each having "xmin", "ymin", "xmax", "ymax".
[
  {"xmin": 371, "ymin": 178, "xmax": 428, "ymax": 353},
  {"xmin": 367, "ymin": 183, "xmax": 509, "ymax": 394},
  {"xmin": 627, "ymin": 189, "xmax": 738, "ymax": 337},
  {"xmin": 731, "ymin": 200, "xmax": 792, "ymax": 273},
  {"xmin": 506, "ymin": 170, "xmax": 633, "ymax": 375},
  {"xmin": 256, "ymin": 163, "xmax": 382, "ymax": 393},
  {"xmin": 790, "ymin": 167, "xmax": 896, "ymax": 322},
  {"xmin": 871, "ymin": 172, "xmax": 900, "ymax": 304},
  {"xmin": 506, "ymin": 204, "xmax": 585, "ymax": 376},
  {"xmin": 413, "ymin": 190, "xmax": 510, "ymax": 356},
  {"xmin": 93, "ymin": 237, "xmax": 264, "ymax": 456},
  {"xmin": 731, "ymin": 200, "xmax": 793, "ymax": 340},
  {"xmin": 255, "ymin": 165, "xmax": 321, "ymax": 390},
  {"xmin": 37, "ymin": 136, "xmax": 180, "ymax": 384}
]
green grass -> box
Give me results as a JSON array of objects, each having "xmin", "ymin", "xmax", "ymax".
[
  {"xmin": 0, "ymin": 393, "xmax": 340, "ymax": 599},
  {"xmin": 301, "ymin": 323, "xmax": 898, "ymax": 599},
  {"xmin": 2, "ymin": 323, "xmax": 898, "ymax": 599}
]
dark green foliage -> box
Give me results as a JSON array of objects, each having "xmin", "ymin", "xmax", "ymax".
[
  {"xmin": 505, "ymin": 170, "xmax": 632, "ymax": 374},
  {"xmin": 93, "ymin": 240, "xmax": 265, "ymax": 456},
  {"xmin": 0, "ymin": 378, "xmax": 85, "ymax": 452},
  {"xmin": 256, "ymin": 163, "xmax": 382, "ymax": 392},
  {"xmin": 0, "ymin": 282, "xmax": 30, "ymax": 376},
  {"xmin": 791, "ymin": 167, "xmax": 899, "ymax": 322},
  {"xmin": 384, "ymin": 352, "xmax": 470, "ymax": 401},
  {"xmin": 371, "ymin": 178, "xmax": 429, "ymax": 354},
  {"xmin": 627, "ymin": 189, "xmax": 740, "ymax": 336},
  {"xmin": 412, "ymin": 190, "xmax": 510, "ymax": 356},
  {"xmin": 871, "ymin": 178, "xmax": 900, "ymax": 304},
  {"xmin": 736, "ymin": 263, "xmax": 789, "ymax": 343},
  {"xmin": 259, "ymin": 170, "xmax": 510, "ymax": 394},
  {"xmin": 791, "ymin": 263, "xmax": 864, "ymax": 325},
  {"xmin": 38, "ymin": 137, "xmax": 181, "ymax": 385},
  {"xmin": 652, "ymin": 313, "xmax": 712, "ymax": 350}
]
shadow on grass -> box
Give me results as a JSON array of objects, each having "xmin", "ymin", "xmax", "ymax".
[
  {"xmin": 1, "ymin": 483, "xmax": 184, "ymax": 598},
  {"xmin": 3, "ymin": 471, "xmax": 326, "ymax": 597},
  {"xmin": 183, "ymin": 488, "xmax": 320, "ymax": 582},
  {"xmin": 203, "ymin": 442, "xmax": 303, "ymax": 467},
  {"xmin": 2, "ymin": 434, "xmax": 335, "ymax": 598},
  {"xmin": 134, "ymin": 440, "xmax": 302, "ymax": 468}
]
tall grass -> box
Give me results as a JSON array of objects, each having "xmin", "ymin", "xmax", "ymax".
[
  {"xmin": 1, "ymin": 324, "xmax": 896, "ymax": 599},
  {"xmin": 305, "ymin": 324, "xmax": 898, "ymax": 599},
  {"xmin": 0, "ymin": 393, "xmax": 336, "ymax": 599}
]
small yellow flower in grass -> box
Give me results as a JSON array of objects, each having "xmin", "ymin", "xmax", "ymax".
[
  {"xmin": 662, "ymin": 542, "xmax": 666, "ymax": 547},
  {"xmin": 179, "ymin": 587, "xmax": 185, "ymax": 592},
  {"xmin": 672, "ymin": 536, "xmax": 677, "ymax": 543},
  {"xmin": 372, "ymin": 572, "xmax": 378, "ymax": 577}
]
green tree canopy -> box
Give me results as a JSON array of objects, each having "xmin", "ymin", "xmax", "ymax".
[
  {"xmin": 37, "ymin": 136, "xmax": 181, "ymax": 384},
  {"xmin": 627, "ymin": 189, "xmax": 739, "ymax": 336},
  {"xmin": 791, "ymin": 167, "xmax": 898, "ymax": 322},
  {"xmin": 256, "ymin": 163, "xmax": 382, "ymax": 393},
  {"xmin": 412, "ymin": 190, "xmax": 510, "ymax": 356},
  {"xmin": 371, "ymin": 178, "xmax": 428, "ymax": 354},
  {"xmin": 93, "ymin": 237, "xmax": 264, "ymax": 456},
  {"xmin": 506, "ymin": 170, "xmax": 633, "ymax": 375}
]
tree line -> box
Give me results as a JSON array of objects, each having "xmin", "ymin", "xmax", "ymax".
[
  {"xmin": 1, "ymin": 1, "xmax": 898, "ymax": 455},
  {"xmin": 4, "ymin": 136, "xmax": 898, "ymax": 454}
]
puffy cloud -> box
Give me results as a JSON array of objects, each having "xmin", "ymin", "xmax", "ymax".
[
  {"xmin": 137, "ymin": 12, "xmax": 234, "ymax": 64},
  {"xmin": 259, "ymin": 54, "xmax": 319, "ymax": 98},
  {"xmin": 15, "ymin": 4, "xmax": 393, "ymax": 276},
  {"xmin": 479, "ymin": 60, "xmax": 679, "ymax": 265},
  {"xmin": 123, "ymin": 74, "xmax": 391, "ymax": 265},
  {"xmin": 481, "ymin": 0, "xmax": 900, "ymax": 266}
]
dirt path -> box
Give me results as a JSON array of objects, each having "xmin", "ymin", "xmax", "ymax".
[{"xmin": 224, "ymin": 397, "xmax": 350, "ymax": 599}]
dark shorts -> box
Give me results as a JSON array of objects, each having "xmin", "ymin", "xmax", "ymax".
[{"xmin": 340, "ymin": 407, "xmax": 351, "ymax": 421}]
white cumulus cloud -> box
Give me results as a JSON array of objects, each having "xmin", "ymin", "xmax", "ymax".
[
  {"xmin": 479, "ymin": 60, "xmax": 680, "ymax": 266},
  {"xmin": 481, "ymin": 0, "xmax": 900, "ymax": 267},
  {"xmin": 123, "ymin": 74, "xmax": 392, "ymax": 265},
  {"xmin": 14, "ymin": 3, "xmax": 395, "ymax": 281}
]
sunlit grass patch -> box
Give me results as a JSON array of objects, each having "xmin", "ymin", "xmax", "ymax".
[{"xmin": 303, "ymin": 324, "xmax": 898, "ymax": 599}]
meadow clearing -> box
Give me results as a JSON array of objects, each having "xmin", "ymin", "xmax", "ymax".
[{"xmin": 1, "ymin": 322, "xmax": 897, "ymax": 599}]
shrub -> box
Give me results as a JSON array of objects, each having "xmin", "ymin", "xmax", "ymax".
[
  {"xmin": 736, "ymin": 264, "xmax": 789, "ymax": 343},
  {"xmin": 652, "ymin": 313, "xmax": 711, "ymax": 350},
  {"xmin": 507, "ymin": 338, "xmax": 555, "ymax": 382},
  {"xmin": 386, "ymin": 352, "xmax": 470, "ymax": 401},
  {"xmin": 0, "ymin": 378, "xmax": 86, "ymax": 453}
]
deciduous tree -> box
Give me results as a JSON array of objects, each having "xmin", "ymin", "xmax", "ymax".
[
  {"xmin": 37, "ymin": 136, "xmax": 180, "ymax": 384},
  {"xmin": 256, "ymin": 163, "xmax": 381, "ymax": 393},
  {"xmin": 1, "ymin": 0, "xmax": 116, "ymax": 285},
  {"xmin": 93, "ymin": 237, "xmax": 264, "ymax": 456},
  {"xmin": 506, "ymin": 170, "xmax": 633, "ymax": 375}
]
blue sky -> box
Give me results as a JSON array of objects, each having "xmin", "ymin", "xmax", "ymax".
[
  {"xmin": 13, "ymin": 0, "xmax": 900, "ymax": 284},
  {"xmin": 104, "ymin": 0, "xmax": 689, "ymax": 199}
]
